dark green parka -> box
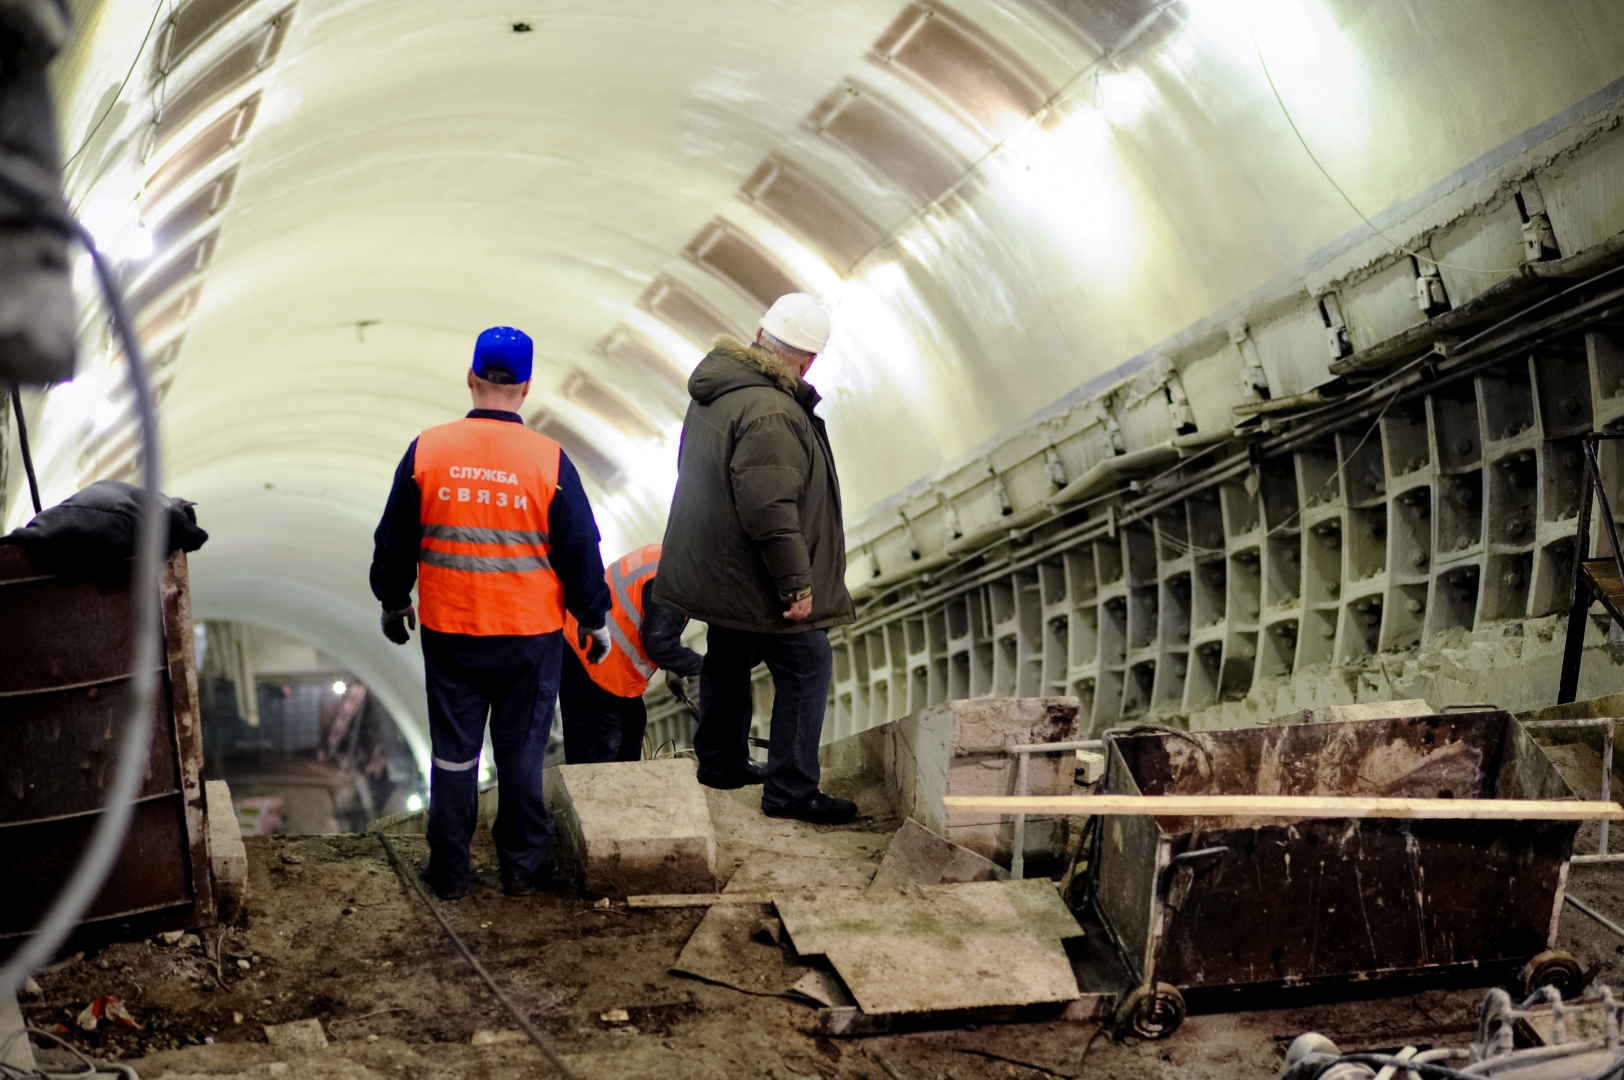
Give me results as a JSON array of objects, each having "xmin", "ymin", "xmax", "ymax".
[{"xmin": 652, "ymin": 337, "xmax": 855, "ymax": 634}]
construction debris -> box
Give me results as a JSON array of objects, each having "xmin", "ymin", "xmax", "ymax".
[
  {"xmin": 883, "ymin": 697, "xmax": 1079, "ymax": 865},
  {"xmin": 263, "ymin": 1018, "xmax": 328, "ymax": 1050},
  {"xmin": 546, "ymin": 759, "xmax": 717, "ymax": 896},
  {"xmin": 869, "ymin": 818, "xmax": 1008, "ymax": 889},
  {"xmin": 775, "ymin": 879, "xmax": 1083, "ymax": 1016}
]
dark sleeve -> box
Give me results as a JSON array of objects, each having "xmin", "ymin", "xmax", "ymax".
[
  {"xmin": 641, "ymin": 590, "xmax": 702, "ymax": 677},
  {"xmin": 729, "ymin": 413, "xmax": 811, "ymax": 601},
  {"xmin": 548, "ymin": 452, "xmax": 611, "ymax": 629},
  {"xmin": 369, "ymin": 439, "xmax": 422, "ymax": 612}
]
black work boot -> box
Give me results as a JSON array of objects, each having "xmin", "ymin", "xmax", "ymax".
[
  {"xmin": 764, "ymin": 792, "xmax": 857, "ymax": 826},
  {"xmin": 696, "ymin": 759, "xmax": 766, "ymax": 790},
  {"xmin": 500, "ymin": 872, "xmax": 535, "ymax": 898},
  {"xmin": 417, "ymin": 856, "xmax": 467, "ymax": 901}
]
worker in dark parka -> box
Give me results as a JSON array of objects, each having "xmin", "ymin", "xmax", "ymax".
[{"xmin": 653, "ymin": 293, "xmax": 857, "ymax": 825}]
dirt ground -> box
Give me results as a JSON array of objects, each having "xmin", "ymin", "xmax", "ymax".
[{"xmin": 20, "ymin": 758, "xmax": 1624, "ymax": 1080}]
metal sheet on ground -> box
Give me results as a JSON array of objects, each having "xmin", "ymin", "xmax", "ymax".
[{"xmin": 776, "ymin": 879, "xmax": 1083, "ymax": 1015}]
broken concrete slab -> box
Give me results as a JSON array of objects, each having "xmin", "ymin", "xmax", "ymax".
[
  {"xmin": 884, "ymin": 697, "xmax": 1079, "ymax": 865},
  {"xmin": 776, "ymin": 879, "xmax": 1083, "ymax": 1015},
  {"xmin": 206, "ymin": 780, "xmax": 248, "ymax": 921},
  {"xmin": 869, "ymin": 818, "xmax": 1009, "ymax": 889},
  {"xmin": 546, "ymin": 760, "xmax": 716, "ymax": 897},
  {"xmin": 671, "ymin": 902, "xmax": 811, "ymax": 999}
]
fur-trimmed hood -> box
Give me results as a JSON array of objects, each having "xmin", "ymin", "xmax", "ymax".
[{"xmin": 688, "ymin": 335, "xmax": 802, "ymax": 401}]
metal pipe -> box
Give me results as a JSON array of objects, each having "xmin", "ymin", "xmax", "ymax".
[
  {"xmin": 1605, "ymin": 723, "xmax": 1614, "ymax": 858},
  {"xmin": 1007, "ymin": 739, "xmax": 1103, "ymax": 753},
  {"xmin": 1011, "ymin": 752, "xmax": 1031, "ymax": 881},
  {"xmin": 1566, "ymin": 894, "xmax": 1624, "ymax": 940}
]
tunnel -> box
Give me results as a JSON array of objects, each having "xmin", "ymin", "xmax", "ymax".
[
  {"xmin": 7, "ymin": 0, "xmax": 1624, "ymax": 1073},
  {"xmin": 13, "ymin": 0, "xmax": 1623, "ymax": 776}
]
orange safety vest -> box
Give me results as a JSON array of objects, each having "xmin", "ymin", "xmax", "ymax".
[
  {"xmin": 413, "ymin": 417, "xmax": 565, "ymax": 636},
  {"xmin": 565, "ymin": 544, "xmax": 662, "ymax": 698}
]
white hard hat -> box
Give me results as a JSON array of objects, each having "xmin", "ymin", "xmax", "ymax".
[{"xmin": 760, "ymin": 293, "xmax": 831, "ymax": 354}]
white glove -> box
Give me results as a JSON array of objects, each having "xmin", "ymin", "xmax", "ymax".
[{"xmin": 577, "ymin": 623, "xmax": 612, "ymax": 664}]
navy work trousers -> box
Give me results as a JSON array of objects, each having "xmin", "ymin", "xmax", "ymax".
[
  {"xmin": 558, "ymin": 646, "xmax": 648, "ymax": 763},
  {"xmin": 694, "ymin": 625, "xmax": 831, "ymax": 812},
  {"xmin": 422, "ymin": 626, "xmax": 561, "ymax": 892}
]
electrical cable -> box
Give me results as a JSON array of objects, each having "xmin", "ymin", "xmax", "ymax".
[
  {"xmin": 1249, "ymin": 26, "xmax": 1521, "ymax": 277},
  {"xmin": 0, "ymin": 176, "xmax": 165, "ymax": 1007},
  {"xmin": 374, "ymin": 833, "xmax": 580, "ymax": 1080},
  {"xmin": 7, "ymin": 384, "xmax": 42, "ymax": 514},
  {"xmin": 60, "ymin": 0, "xmax": 168, "ymax": 172}
]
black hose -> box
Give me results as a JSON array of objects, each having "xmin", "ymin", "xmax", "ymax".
[
  {"xmin": 8, "ymin": 384, "xmax": 41, "ymax": 514},
  {"xmin": 374, "ymin": 832, "xmax": 579, "ymax": 1080}
]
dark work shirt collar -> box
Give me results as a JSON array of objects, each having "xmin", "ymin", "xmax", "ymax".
[{"xmin": 467, "ymin": 409, "xmax": 523, "ymax": 424}]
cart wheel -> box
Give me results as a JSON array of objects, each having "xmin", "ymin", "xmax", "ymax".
[
  {"xmin": 1121, "ymin": 982, "xmax": 1186, "ymax": 1039},
  {"xmin": 1525, "ymin": 950, "xmax": 1583, "ymax": 1000}
]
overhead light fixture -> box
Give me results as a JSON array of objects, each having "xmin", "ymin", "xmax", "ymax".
[
  {"xmin": 406, "ymin": 794, "xmax": 423, "ymax": 812},
  {"xmin": 331, "ymin": 680, "xmax": 347, "ymax": 696}
]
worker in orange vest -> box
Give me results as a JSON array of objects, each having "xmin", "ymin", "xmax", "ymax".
[
  {"xmin": 560, "ymin": 544, "xmax": 703, "ymax": 763},
  {"xmin": 370, "ymin": 327, "xmax": 612, "ymax": 900}
]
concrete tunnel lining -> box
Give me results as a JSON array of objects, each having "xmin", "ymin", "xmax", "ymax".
[{"xmin": 6, "ymin": 0, "xmax": 1624, "ymax": 764}]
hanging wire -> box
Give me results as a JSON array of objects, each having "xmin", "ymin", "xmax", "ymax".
[
  {"xmin": 1248, "ymin": 24, "xmax": 1523, "ymax": 276},
  {"xmin": 61, "ymin": 0, "xmax": 168, "ymax": 172}
]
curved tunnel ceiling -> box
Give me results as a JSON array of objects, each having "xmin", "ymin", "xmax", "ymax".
[{"xmin": 25, "ymin": 0, "xmax": 1624, "ymax": 761}]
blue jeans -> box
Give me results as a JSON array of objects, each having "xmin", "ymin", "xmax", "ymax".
[
  {"xmin": 695, "ymin": 626, "xmax": 831, "ymax": 811},
  {"xmin": 422, "ymin": 627, "xmax": 561, "ymax": 890}
]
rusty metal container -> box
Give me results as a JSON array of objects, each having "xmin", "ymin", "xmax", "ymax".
[
  {"xmin": 0, "ymin": 548, "xmax": 216, "ymax": 946},
  {"xmin": 1093, "ymin": 709, "xmax": 1576, "ymax": 1005}
]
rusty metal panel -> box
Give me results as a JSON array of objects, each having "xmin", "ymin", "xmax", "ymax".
[
  {"xmin": 0, "ymin": 547, "xmax": 215, "ymax": 940},
  {"xmin": 1092, "ymin": 711, "xmax": 1577, "ymax": 997}
]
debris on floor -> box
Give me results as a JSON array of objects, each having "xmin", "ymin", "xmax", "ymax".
[
  {"xmin": 777, "ymin": 879, "xmax": 1084, "ymax": 1016},
  {"xmin": 869, "ymin": 817, "xmax": 1009, "ymax": 888}
]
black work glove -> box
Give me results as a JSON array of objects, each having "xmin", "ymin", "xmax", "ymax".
[
  {"xmin": 381, "ymin": 605, "xmax": 416, "ymax": 645},
  {"xmin": 665, "ymin": 671, "xmax": 695, "ymax": 711},
  {"xmin": 577, "ymin": 621, "xmax": 612, "ymax": 663}
]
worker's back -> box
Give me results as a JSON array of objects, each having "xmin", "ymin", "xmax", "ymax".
[{"xmin": 414, "ymin": 416, "xmax": 565, "ymax": 637}]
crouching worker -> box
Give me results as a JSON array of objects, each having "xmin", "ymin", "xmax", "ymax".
[
  {"xmin": 559, "ymin": 543, "xmax": 704, "ymax": 763},
  {"xmin": 369, "ymin": 326, "xmax": 612, "ymax": 899}
]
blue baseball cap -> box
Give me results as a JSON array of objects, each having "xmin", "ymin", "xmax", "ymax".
[{"xmin": 472, "ymin": 326, "xmax": 533, "ymax": 384}]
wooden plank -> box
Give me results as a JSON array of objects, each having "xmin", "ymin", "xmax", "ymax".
[
  {"xmin": 941, "ymin": 795, "xmax": 1624, "ymax": 821},
  {"xmin": 1582, "ymin": 559, "xmax": 1624, "ymax": 627},
  {"xmin": 627, "ymin": 893, "xmax": 773, "ymax": 909}
]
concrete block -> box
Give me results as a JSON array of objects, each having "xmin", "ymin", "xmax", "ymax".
[
  {"xmin": 205, "ymin": 780, "xmax": 248, "ymax": 921},
  {"xmin": 884, "ymin": 698, "xmax": 1078, "ymax": 865},
  {"xmin": 545, "ymin": 760, "xmax": 716, "ymax": 897}
]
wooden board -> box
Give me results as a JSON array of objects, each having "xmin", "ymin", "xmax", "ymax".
[
  {"xmin": 629, "ymin": 893, "xmax": 773, "ymax": 908},
  {"xmin": 941, "ymin": 794, "xmax": 1624, "ymax": 820},
  {"xmin": 1583, "ymin": 559, "xmax": 1624, "ymax": 627}
]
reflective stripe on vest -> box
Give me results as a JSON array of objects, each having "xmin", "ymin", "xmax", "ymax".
[
  {"xmin": 566, "ymin": 544, "xmax": 661, "ymax": 697},
  {"xmin": 413, "ymin": 418, "xmax": 565, "ymax": 636}
]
